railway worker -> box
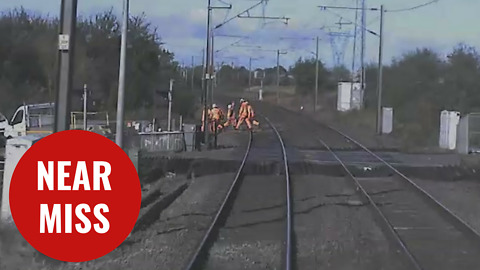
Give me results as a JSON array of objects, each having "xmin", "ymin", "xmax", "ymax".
[
  {"xmin": 223, "ymin": 103, "xmax": 236, "ymax": 129},
  {"xmin": 246, "ymin": 101, "xmax": 259, "ymax": 127},
  {"xmin": 230, "ymin": 100, "xmax": 235, "ymax": 119},
  {"xmin": 210, "ymin": 104, "xmax": 224, "ymax": 132},
  {"xmin": 234, "ymin": 99, "xmax": 247, "ymax": 129},
  {"xmin": 244, "ymin": 101, "xmax": 259, "ymax": 127},
  {"xmin": 235, "ymin": 99, "xmax": 252, "ymax": 130},
  {"xmin": 238, "ymin": 98, "xmax": 245, "ymax": 109},
  {"xmin": 201, "ymin": 106, "xmax": 212, "ymax": 132}
]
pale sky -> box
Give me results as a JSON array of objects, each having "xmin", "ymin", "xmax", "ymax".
[{"xmin": 1, "ymin": 0, "xmax": 478, "ymax": 70}]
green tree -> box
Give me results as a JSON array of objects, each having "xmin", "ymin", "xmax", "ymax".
[
  {"xmin": 0, "ymin": 7, "xmax": 192, "ymax": 120},
  {"xmin": 442, "ymin": 43, "xmax": 480, "ymax": 112},
  {"xmin": 290, "ymin": 57, "xmax": 328, "ymax": 95}
]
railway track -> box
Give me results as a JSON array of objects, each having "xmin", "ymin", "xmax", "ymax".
[
  {"xmin": 185, "ymin": 115, "xmax": 293, "ymax": 270},
  {"xmin": 250, "ymin": 102, "xmax": 480, "ymax": 268},
  {"xmin": 206, "ymin": 97, "xmax": 480, "ymax": 268},
  {"xmin": 316, "ymin": 124, "xmax": 480, "ymax": 269}
]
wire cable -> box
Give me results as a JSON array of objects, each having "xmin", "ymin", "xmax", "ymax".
[{"xmin": 386, "ymin": 0, "xmax": 439, "ymax": 12}]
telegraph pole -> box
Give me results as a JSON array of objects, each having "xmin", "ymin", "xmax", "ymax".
[
  {"xmin": 203, "ymin": 4, "xmax": 231, "ymax": 143},
  {"xmin": 210, "ymin": 30, "xmax": 215, "ymax": 105},
  {"xmin": 248, "ymin": 48, "xmax": 285, "ymax": 104},
  {"xmin": 276, "ymin": 50, "xmax": 280, "ymax": 104},
  {"xmin": 361, "ymin": 0, "xmax": 366, "ymax": 93},
  {"xmin": 201, "ymin": 48, "xmax": 205, "ymax": 97},
  {"xmin": 248, "ymin": 57, "xmax": 252, "ymax": 91},
  {"xmin": 191, "ymin": 56, "xmax": 195, "ymax": 91},
  {"xmin": 115, "ymin": 0, "xmax": 128, "ymax": 147},
  {"xmin": 376, "ymin": 5, "xmax": 384, "ymax": 134},
  {"xmin": 314, "ymin": 36, "xmax": 319, "ymax": 112},
  {"xmin": 319, "ymin": 4, "xmax": 385, "ymax": 134},
  {"xmin": 55, "ymin": 0, "xmax": 77, "ymax": 132},
  {"xmin": 276, "ymin": 50, "xmax": 287, "ymax": 104},
  {"xmin": 203, "ymin": 0, "xmax": 212, "ymax": 149},
  {"xmin": 247, "ymin": 57, "xmax": 262, "ymax": 92}
]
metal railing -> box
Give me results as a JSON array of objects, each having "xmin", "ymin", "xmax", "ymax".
[
  {"xmin": 137, "ymin": 131, "xmax": 186, "ymax": 152},
  {"xmin": 70, "ymin": 111, "xmax": 110, "ymax": 130}
]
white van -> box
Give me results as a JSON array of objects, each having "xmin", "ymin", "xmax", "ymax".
[{"xmin": 3, "ymin": 103, "xmax": 55, "ymax": 138}]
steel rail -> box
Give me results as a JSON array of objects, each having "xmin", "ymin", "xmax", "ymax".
[
  {"xmin": 253, "ymin": 100, "xmax": 480, "ymax": 267},
  {"xmin": 262, "ymin": 116, "xmax": 293, "ymax": 270},
  {"xmin": 316, "ymin": 137, "xmax": 423, "ymax": 270},
  {"xmin": 326, "ymin": 125, "xmax": 480, "ymax": 245},
  {"xmin": 184, "ymin": 130, "xmax": 253, "ymax": 270}
]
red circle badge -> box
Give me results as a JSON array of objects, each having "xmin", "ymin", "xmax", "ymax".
[{"xmin": 9, "ymin": 130, "xmax": 141, "ymax": 262}]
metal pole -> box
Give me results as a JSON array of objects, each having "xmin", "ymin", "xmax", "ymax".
[
  {"xmin": 191, "ymin": 56, "xmax": 195, "ymax": 91},
  {"xmin": 350, "ymin": 0, "xmax": 359, "ymax": 109},
  {"xmin": 248, "ymin": 57, "xmax": 252, "ymax": 91},
  {"xmin": 210, "ymin": 30, "xmax": 215, "ymax": 105},
  {"xmin": 168, "ymin": 79, "xmax": 174, "ymax": 131},
  {"xmin": 315, "ymin": 37, "xmax": 319, "ymax": 112},
  {"xmin": 216, "ymin": 62, "xmax": 220, "ymax": 88},
  {"xmin": 115, "ymin": 0, "xmax": 128, "ymax": 147},
  {"xmin": 276, "ymin": 49, "xmax": 280, "ymax": 104},
  {"xmin": 361, "ymin": 0, "xmax": 366, "ymax": 95},
  {"xmin": 376, "ymin": 5, "xmax": 384, "ymax": 135},
  {"xmin": 204, "ymin": 0, "xmax": 212, "ymax": 149},
  {"xmin": 201, "ymin": 48, "xmax": 205, "ymax": 101},
  {"xmin": 54, "ymin": 0, "xmax": 78, "ymax": 132},
  {"xmin": 154, "ymin": 55, "xmax": 161, "ymax": 132},
  {"xmin": 83, "ymin": 84, "xmax": 87, "ymax": 130}
]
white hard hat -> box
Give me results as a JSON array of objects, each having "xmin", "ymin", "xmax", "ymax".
[
  {"xmin": 212, "ymin": 103, "xmax": 217, "ymax": 108},
  {"xmin": 240, "ymin": 98, "xmax": 244, "ymax": 102},
  {"xmin": 227, "ymin": 104, "xmax": 232, "ymax": 109}
]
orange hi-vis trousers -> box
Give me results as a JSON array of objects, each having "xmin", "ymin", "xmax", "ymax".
[{"xmin": 235, "ymin": 117, "xmax": 252, "ymax": 129}]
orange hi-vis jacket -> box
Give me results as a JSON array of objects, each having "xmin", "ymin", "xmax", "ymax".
[
  {"xmin": 239, "ymin": 103, "xmax": 254, "ymax": 119},
  {"xmin": 247, "ymin": 105, "xmax": 254, "ymax": 119},
  {"xmin": 238, "ymin": 102, "xmax": 248, "ymax": 118},
  {"xmin": 211, "ymin": 107, "xmax": 223, "ymax": 121}
]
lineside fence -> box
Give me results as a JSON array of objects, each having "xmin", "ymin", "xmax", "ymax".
[{"xmin": 122, "ymin": 124, "xmax": 204, "ymax": 172}]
